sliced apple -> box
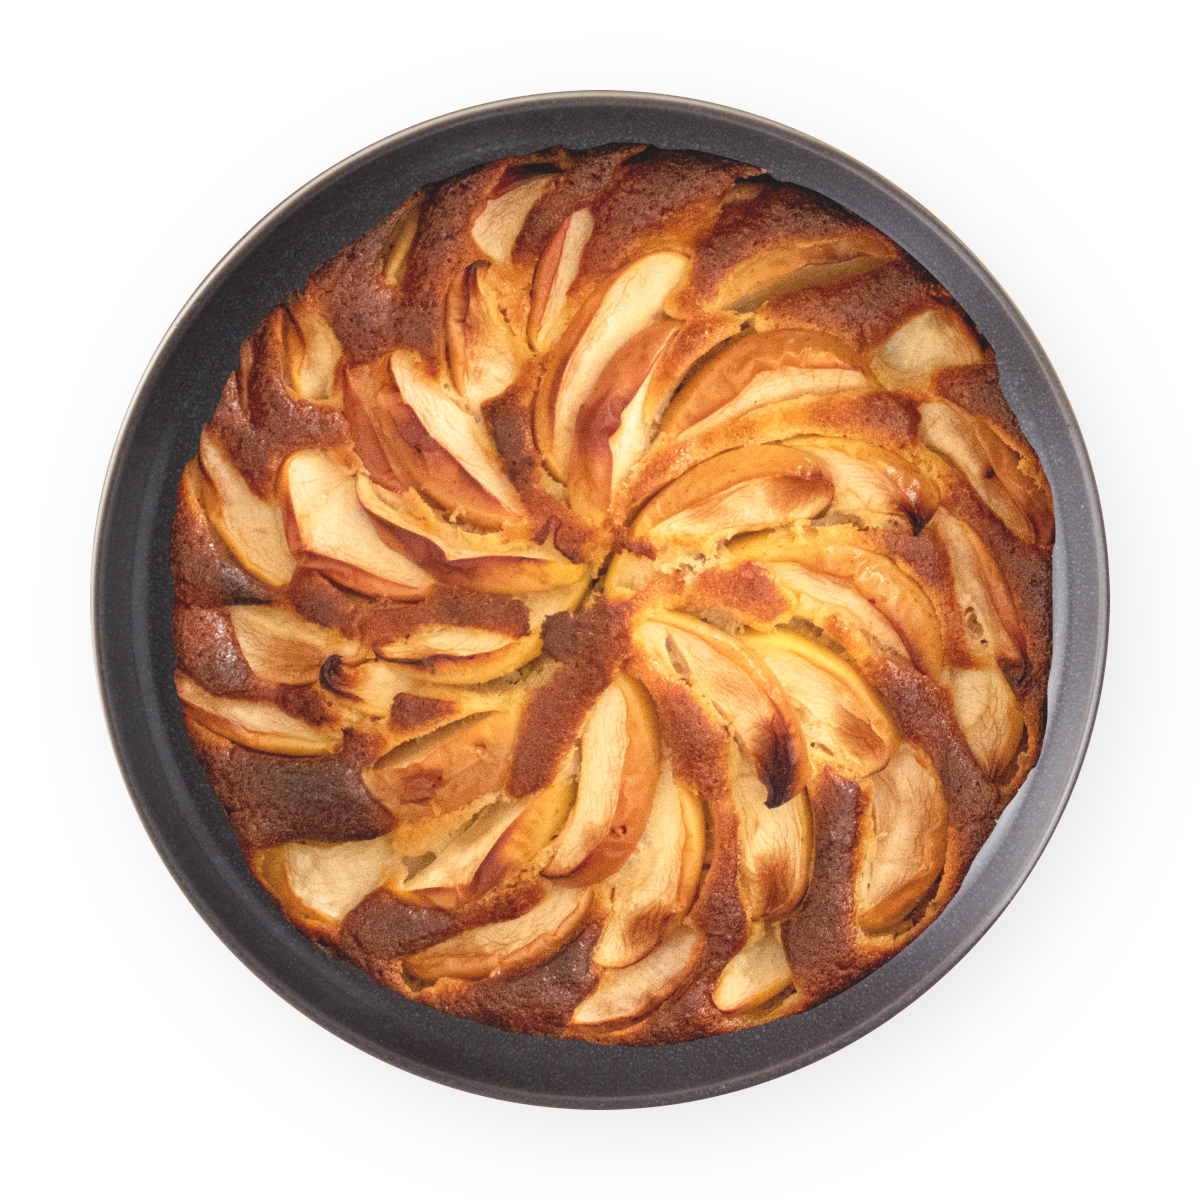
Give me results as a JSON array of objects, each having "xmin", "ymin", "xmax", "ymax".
[
  {"xmin": 284, "ymin": 296, "xmax": 343, "ymax": 407},
  {"xmin": 198, "ymin": 431, "xmax": 295, "ymax": 588},
  {"xmin": 944, "ymin": 666, "xmax": 1024, "ymax": 778},
  {"xmin": 657, "ymin": 330, "xmax": 868, "ymax": 440},
  {"xmin": 856, "ymin": 744, "xmax": 947, "ymax": 934},
  {"xmin": 567, "ymin": 319, "xmax": 681, "ymax": 521},
  {"xmin": 282, "ymin": 833, "xmax": 400, "ymax": 920},
  {"xmin": 389, "ymin": 350, "xmax": 522, "ymax": 511},
  {"xmin": 375, "ymin": 624, "xmax": 517, "ymax": 660},
  {"xmin": 929, "ymin": 509, "xmax": 1024, "ymax": 667},
  {"xmin": 362, "ymin": 708, "xmax": 522, "ymax": 818},
  {"xmin": 381, "ymin": 195, "xmax": 422, "ymax": 286},
  {"xmin": 282, "ymin": 450, "xmax": 433, "ymax": 600},
  {"xmin": 637, "ymin": 612, "xmax": 804, "ymax": 809},
  {"xmin": 920, "ymin": 402, "xmax": 1054, "ymax": 546},
  {"xmin": 630, "ymin": 445, "xmax": 833, "ymax": 545},
  {"xmin": 176, "ymin": 671, "xmax": 342, "ymax": 756},
  {"xmin": 572, "ymin": 924, "xmax": 701, "ymax": 1026},
  {"xmin": 540, "ymin": 251, "xmax": 689, "ymax": 480},
  {"xmin": 742, "ymin": 629, "xmax": 898, "ymax": 779},
  {"xmin": 528, "ymin": 208, "xmax": 594, "ymax": 353},
  {"xmin": 764, "ymin": 561, "xmax": 910, "ymax": 664},
  {"xmin": 228, "ymin": 605, "xmax": 360, "ymax": 685},
  {"xmin": 870, "ymin": 308, "xmax": 982, "ymax": 391},
  {"xmin": 731, "ymin": 531, "xmax": 945, "ymax": 677},
  {"xmin": 446, "ymin": 261, "xmax": 520, "ymax": 404},
  {"xmin": 591, "ymin": 759, "xmax": 703, "ymax": 969},
  {"xmin": 711, "ymin": 921, "xmax": 793, "ymax": 1013},
  {"xmin": 405, "ymin": 884, "xmax": 592, "ymax": 981},
  {"xmin": 730, "ymin": 753, "xmax": 811, "ymax": 920},
  {"xmin": 320, "ymin": 659, "xmax": 508, "ymax": 724},
  {"xmin": 356, "ymin": 474, "xmax": 585, "ymax": 594},
  {"xmin": 785, "ymin": 436, "xmax": 940, "ymax": 526},
  {"xmin": 543, "ymin": 672, "xmax": 662, "ymax": 887},
  {"xmin": 472, "ymin": 175, "xmax": 554, "ymax": 263}
]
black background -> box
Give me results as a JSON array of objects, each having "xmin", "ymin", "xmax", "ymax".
[{"xmin": 93, "ymin": 91, "xmax": 1113, "ymax": 1113}]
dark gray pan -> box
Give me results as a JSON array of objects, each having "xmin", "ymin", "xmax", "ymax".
[{"xmin": 93, "ymin": 91, "xmax": 1107, "ymax": 1108}]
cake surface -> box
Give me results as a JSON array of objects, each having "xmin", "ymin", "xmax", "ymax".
[{"xmin": 171, "ymin": 145, "xmax": 1053, "ymax": 1043}]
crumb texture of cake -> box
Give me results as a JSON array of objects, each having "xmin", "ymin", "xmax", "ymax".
[{"xmin": 171, "ymin": 146, "xmax": 1053, "ymax": 1044}]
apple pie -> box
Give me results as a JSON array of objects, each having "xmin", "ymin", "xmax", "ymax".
[{"xmin": 171, "ymin": 145, "xmax": 1053, "ymax": 1043}]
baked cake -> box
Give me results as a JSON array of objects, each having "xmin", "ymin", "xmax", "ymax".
[{"xmin": 171, "ymin": 145, "xmax": 1054, "ymax": 1043}]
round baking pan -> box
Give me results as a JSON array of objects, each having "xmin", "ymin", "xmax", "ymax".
[{"xmin": 94, "ymin": 91, "xmax": 1107, "ymax": 1108}]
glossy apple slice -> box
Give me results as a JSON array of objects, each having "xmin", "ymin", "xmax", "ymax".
[
  {"xmin": 731, "ymin": 531, "xmax": 945, "ymax": 677},
  {"xmin": 711, "ymin": 921, "xmax": 792, "ymax": 1013},
  {"xmin": 630, "ymin": 445, "xmax": 833, "ymax": 545},
  {"xmin": 929, "ymin": 509, "xmax": 1024, "ymax": 666},
  {"xmin": 389, "ymin": 350, "xmax": 522, "ymax": 511},
  {"xmin": 572, "ymin": 924, "xmax": 701, "ymax": 1026},
  {"xmin": 730, "ymin": 752, "xmax": 811, "ymax": 920},
  {"xmin": 197, "ymin": 431, "xmax": 295, "ymax": 587},
  {"xmin": 543, "ymin": 672, "xmax": 662, "ymax": 887},
  {"xmin": 362, "ymin": 708, "xmax": 522, "ymax": 818},
  {"xmin": 528, "ymin": 208, "xmax": 594, "ymax": 352},
  {"xmin": 405, "ymin": 884, "xmax": 592, "ymax": 981},
  {"xmin": 785, "ymin": 436, "xmax": 940, "ymax": 526},
  {"xmin": 282, "ymin": 451, "xmax": 433, "ymax": 600},
  {"xmin": 281, "ymin": 833, "xmax": 400, "ymax": 920},
  {"xmin": 539, "ymin": 251, "xmax": 689, "ymax": 480},
  {"xmin": 656, "ymin": 330, "xmax": 868, "ymax": 440},
  {"xmin": 375, "ymin": 624, "xmax": 517, "ymax": 659},
  {"xmin": 637, "ymin": 612, "xmax": 804, "ymax": 809},
  {"xmin": 228, "ymin": 605, "xmax": 360, "ymax": 685},
  {"xmin": 870, "ymin": 307, "xmax": 982, "ymax": 391},
  {"xmin": 472, "ymin": 175, "xmax": 554, "ymax": 263},
  {"xmin": 944, "ymin": 667, "xmax": 1024, "ymax": 778},
  {"xmin": 591, "ymin": 760, "xmax": 704, "ymax": 969},
  {"xmin": 446, "ymin": 261, "xmax": 520, "ymax": 404},
  {"xmin": 920, "ymin": 402, "xmax": 1054, "ymax": 546},
  {"xmin": 356, "ymin": 475, "xmax": 585, "ymax": 595},
  {"xmin": 856, "ymin": 744, "xmax": 947, "ymax": 934},
  {"xmin": 763, "ymin": 561, "xmax": 910, "ymax": 665},
  {"xmin": 742, "ymin": 629, "xmax": 898, "ymax": 779},
  {"xmin": 566, "ymin": 319, "xmax": 681, "ymax": 521},
  {"xmin": 283, "ymin": 296, "xmax": 343, "ymax": 406},
  {"xmin": 176, "ymin": 671, "xmax": 342, "ymax": 756}
]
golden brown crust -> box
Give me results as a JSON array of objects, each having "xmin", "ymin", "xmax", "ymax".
[{"xmin": 171, "ymin": 146, "xmax": 1053, "ymax": 1045}]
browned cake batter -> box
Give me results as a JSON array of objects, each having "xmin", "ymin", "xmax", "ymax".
[{"xmin": 171, "ymin": 146, "xmax": 1053, "ymax": 1043}]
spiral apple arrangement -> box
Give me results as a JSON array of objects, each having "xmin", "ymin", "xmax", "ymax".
[{"xmin": 172, "ymin": 147, "xmax": 1053, "ymax": 1042}]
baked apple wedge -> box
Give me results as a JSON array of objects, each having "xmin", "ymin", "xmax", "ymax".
[
  {"xmin": 711, "ymin": 921, "xmax": 792, "ymax": 1013},
  {"xmin": 356, "ymin": 474, "xmax": 585, "ymax": 594},
  {"xmin": 856, "ymin": 745, "xmax": 947, "ymax": 935},
  {"xmin": 537, "ymin": 250, "xmax": 689, "ymax": 480},
  {"xmin": 656, "ymin": 330, "xmax": 869, "ymax": 440},
  {"xmin": 405, "ymin": 885, "xmax": 593, "ymax": 981},
  {"xmin": 446, "ymin": 261, "xmax": 521, "ymax": 404},
  {"xmin": 282, "ymin": 451, "xmax": 433, "ymax": 600},
  {"xmin": 630, "ymin": 445, "xmax": 833, "ymax": 547},
  {"xmin": 572, "ymin": 924, "xmax": 701, "ymax": 1026},
  {"xmin": 543, "ymin": 672, "xmax": 662, "ymax": 886},
  {"xmin": 920, "ymin": 402, "xmax": 1055, "ymax": 547},
  {"xmin": 567, "ymin": 319, "xmax": 681, "ymax": 521},
  {"xmin": 176, "ymin": 671, "xmax": 342, "ymax": 756},
  {"xmin": 198, "ymin": 430, "xmax": 295, "ymax": 588},
  {"xmin": 228, "ymin": 605, "xmax": 361, "ymax": 685},
  {"xmin": 472, "ymin": 174, "xmax": 555, "ymax": 264},
  {"xmin": 637, "ymin": 612, "xmax": 805, "ymax": 808},
  {"xmin": 870, "ymin": 307, "xmax": 982, "ymax": 391},
  {"xmin": 528, "ymin": 208, "xmax": 594, "ymax": 353},
  {"xmin": 591, "ymin": 759, "xmax": 705, "ymax": 969},
  {"xmin": 280, "ymin": 833, "xmax": 401, "ymax": 921},
  {"xmin": 401, "ymin": 776, "xmax": 573, "ymax": 909},
  {"xmin": 282, "ymin": 296, "xmax": 343, "ymax": 407},
  {"xmin": 943, "ymin": 667, "xmax": 1024, "ymax": 778},
  {"xmin": 362, "ymin": 708, "xmax": 523, "ymax": 819},
  {"xmin": 742, "ymin": 630, "xmax": 898, "ymax": 779}
]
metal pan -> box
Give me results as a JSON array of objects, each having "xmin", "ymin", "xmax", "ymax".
[{"xmin": 93, "ymin": 91, "xmax": 1107, "ymax": 1108}]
